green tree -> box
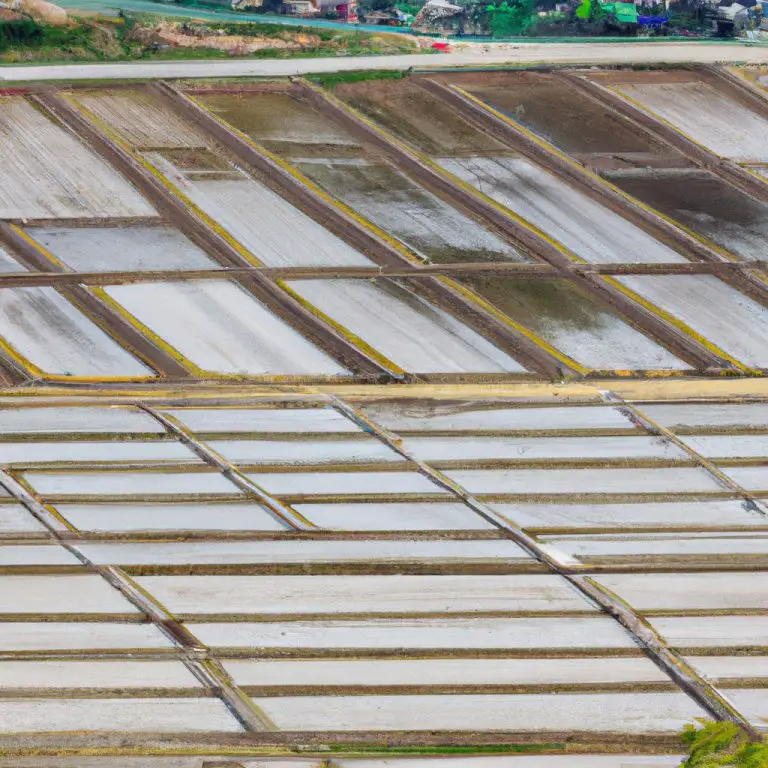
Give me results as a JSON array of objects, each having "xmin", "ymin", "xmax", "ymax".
[{"xmin": 485, "ymin": 0, "xmax": 537, "ymax": 36}]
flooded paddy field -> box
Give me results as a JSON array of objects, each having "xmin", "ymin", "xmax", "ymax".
[
  {"xmin": 103, "ymin": 281, "xmax": 347, "ymax": 376},
  {"xmin": 195, "ymin": 89, "xmax": 363, "ymax": 159},
  {"xmin": 2, "ymin": 68, "xmax": 768, "ymax": 759},
  {"xmin": 197, "ymin": 89, "xmax": 526, "ymax": 264},
  {"xmin": 604, "ymin": 169, "xmax": 768, "ymax": 261},
  {"xmin": 0, "ymin": 97, "xmax": 156, "ymax": 220},
  {"xmin": 440, "ymin": 156, "xmax": 686, "ymax": 264},
  {"xmin": 0, "ymin": 73, "xmax": 766, "ymax": 385},
  {"xmin": 458, "ymin": 277, "xmax": 684, "ymax": 371},
  {"xmin": 615, "ymin": 274, "xmax": 768, "ymax": 368},
  {"xmin": 285, "ymin": 278, "xmax": 526, "ymax": 374},
  {"xmin": 294, "ymin": 158, "xmax": 528, "ymax": 263},
  {"xmin": 27, "ymin": 224, "xmax": 217, "ymax": 272},
  {"xmin": 65, "ymin": 88, "xmax": 210, "ymax": 150},
  {"xmin": 606, "ymin": 78, "xmax": 768, "ymax": 162},
  {"xmin": 0, "ymin": 393, "xmax": 767, "ymax": 753},
  {"xmin": 335, "ymin": 77, "xmax": 511, "ymax": 157},
  {"xmin": 438, "ymin": 70, "xmax": 687, "ymax": 169}
]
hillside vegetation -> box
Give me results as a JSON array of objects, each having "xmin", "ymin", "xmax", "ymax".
[{"xmin": 0, "ymin": 14, "xmax": 417, "ymax": 62}]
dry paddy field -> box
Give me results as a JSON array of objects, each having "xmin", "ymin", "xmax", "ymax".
[{"xmin": 0, "ymin": 64, "xmax": 767, "ymax": 764}]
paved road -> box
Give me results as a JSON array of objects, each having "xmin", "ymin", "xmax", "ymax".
[{"xmin": 2, "ymin": 41, "xmax": 768, "ymax": 81}]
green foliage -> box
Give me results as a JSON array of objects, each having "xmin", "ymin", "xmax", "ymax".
[
  {"xmin": 0, "ymin": 18, "xmax": 95, "ymax": 52},
  {"xmin": 0, "ymin": 19, "xmax": 43, "ymax": 48},
  {"xmin": 395, "ymin": 2, "xmax": 420, "ymax": 14},
  {"xmin": 574, "ymin": 0, "xmax": 590, "ymax": 19},
  {"xmin": 588, "ymin": 0, "xmax": 606, "ymax": 20},
  {"xmin": 483, "ymin": 0, "xmax": 537, "ymax": 36},
  {"xmin": 681, "ymin": 723, "xmax": 768, "ymax": 768},
  {"xmin": 360, "ymin": 0, "xmax": 393, "ymax": 12}
]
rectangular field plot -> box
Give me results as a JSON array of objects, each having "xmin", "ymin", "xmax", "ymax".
[
  {"xmin": 719, "ymin": 688, "xmax": 768, "ymax": 728},
  {"xmin": 79, "ymin": 539, "xmax": 531, "ymax": 567},
  {"xmin": 103, "ymin": 281, "xmax": 347, "ymax": 376},
  {"xmin": 247, "ymin": 470, "xmax": 440, "ymax": 497},
  {"xmin": 403, "ymin": 435, "xmax": 684, "ymax": 463},
  {"xmin": 137, "ymin": 574, "xmax": 593, "ymax": 615},
  {"xmin": 686, "ymin": 655, "xmax": 768, "ymax": 682},
  {"xmin": 295, "ymin": 158, "xmax": 529, "ymax": 264},
  {"xmin": 0, "ymin": 545, "xmax": 79, "ymax": 566},
  {"xmin": 491, "ymin": 500, "xmax": 767, "ymax": 531},
  {"xmin": 164, "ymin": 407, "xmax": 358, "ymax": 434},
  {"xmin": 208, "ymin": 437, "xmax": 401, "ymax": 466},
  {"xmin": 0, "ymin": 287, "xmax": 151, "ymax": 378},
  {"xmin": 253, "ymin": 691, "xmax": 704, "ymax": 732},
  {"xmin": 196, "ymin": 90, "xmax": 362, "ymax": 157},
  {"xmin": 68, "ymin": 89, "xmax": 209, "ymax": 149},
  {"xmin": 446, "ymin": 467, "xmax": 720, "ymax": 496},
  {"xmin": 718, "ymin": 465, "xmax": 768, "ymax": 491},
  {"xmin": 23, "ymin": 471, "xmax": 238, "ymax": 499},
  {"xmin": 285, "ymin": 279, "xmax": 525, "ymax": 374},
  {"xmin": 447, "ymin": 71, "xmax": 680, "ymax": 162},
  {"xmin": 653, "ymin": 616, "xmax": 768, "ymax": 650},
  {"xmin": 29, "ymin": 226, "xmax": 217, "ymax": 273},
  {"xmin": 0, "ymin": 622, "xmax": 172, "ymax": 652},
  {"xmin": 0, "ymin": 660, "xmax": 201, "ymax": 690},
  {"xmin": 678, "ymin": 434, "xmax": 768, "ymax": 459},
  {"xmin": 639, "ymin": 402, "xmax": 768, "ymax": 431},
  {"xmin": 0, "ymin": 440, "xmax": 197, "ymax": 466},
  {"xmin": 0, "ymin": 505, "xmax": 46, "ymax": 534},
  {"xmin": 335, "ymin": 78, "xmax": 510, "ymax": 157},
  {"xmin": 149, "ymin": 154, "xmax": 374, "ymax": 268},
  {"xmin": 440, "ymin": 156, "xmax": 686, "ymax": 264},
  {"xmin": 0, "ymin": 574, "xmax": 137, "ymax": 615},
  {"xmin": 595, "ymin": 572, "xmax": 768, "ymax": 611},
  {"xmin": 361, "ymin": 403, "xmax": 635, "ymax": 433},
  {"xmin": 615, "ymin": 275, "xmax": 768, "ymax": 368},
  {"xmin": 0, "ymin": 406, "xmax": 162, "ymax": 436},
  {"xmin": 195, "ymin": 615, "xmax": 632, "ymax": 650},
  {"xmin": 605, "ymin": 169, "xmax": 768, "ymax": 261},
  {"xmin": 538, "ymin": 532, "xmax": 768, "ymax": 564},
  {"xmin": 54, "ymin": 502, "xmax": 289, "ymax": 533},
  {"xmin": 294, "ymin": 502, "xmax": 495, "ymax": 531},
  {"xmin": 0, "ymin": 97, "xmax": 155, "ymax": 220},
  {"xmin": 459, "ymin": 278, "xmax": 685, "ymax": 371},
  {"xmin": 610, "ymin": 80, "xmax": 768, "ymax": 161},
  {"xmin": 225, "ymin": 656, "xmax": 666, "ymax": 687},
  {"xmin": 0, "ymin": 699, "xmax": 240, "ymax": 733}
]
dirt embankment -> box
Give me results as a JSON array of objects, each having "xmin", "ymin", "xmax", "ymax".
[
  {"xmin": 20, "ymin": 0, "xmax": 67, "ymax": 24},
  {"xmin": 148, "ymin": 22, "xmax": 321, "ymax": 53}
]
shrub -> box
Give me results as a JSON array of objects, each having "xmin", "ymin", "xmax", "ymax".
[{"xmin": 681, "ymin": 722, "xmax": 768, "ymax": 767}]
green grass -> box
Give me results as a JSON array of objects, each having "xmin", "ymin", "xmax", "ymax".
[
  {"xmin": 682, "ymin": 723, "xmax": 768, "ymax": 767},
  {"xmin": 310, "ymin": 68, "xmax": 412, "ymax": 88}
]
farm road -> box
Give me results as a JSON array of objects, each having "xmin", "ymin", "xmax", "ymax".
[{"xmin": 3, "ymin": 41, "xmax": 768, "ymax": 81}]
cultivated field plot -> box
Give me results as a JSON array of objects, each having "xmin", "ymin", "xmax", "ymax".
[
  {"xmin": 0, "ymin": 390, "xmax": 765, "ymax": 757},
  {"xmin": 439, "ymin": 69, "xmax": 768, "ymax": 264},
  {"xmin": 0, "ymin": 71, "xmax": 766, "ymax": 383},
  {"xmin": 5, "ymin": 59, "xmax": 768, "ymax": 768}
]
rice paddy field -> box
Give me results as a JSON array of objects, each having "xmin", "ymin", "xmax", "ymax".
[{"xmin": 0, "ymin": 64, "xmax": 767, "ymax": 766}]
